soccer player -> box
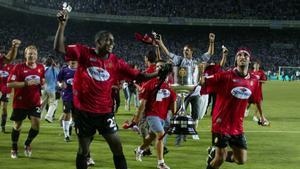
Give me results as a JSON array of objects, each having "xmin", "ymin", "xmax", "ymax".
[
  {"xmin": 0, "ymin": 39, "xmax": 21, "ymax": 133},
  {"xmin": 134, "ymin": 60, "xmax": 176, "ymax": 169},
  {"xmin": 8, "ymin": 45, "xmax": 45, "ymax": 159},
  {"xmin": 250, "ymin": 60, "xmax": 268, "ymax": 122},
  {"xmin": 54, "ymin": 10, "xmax": 167, "ymax": 169},
  {"xmin": 57, "ymin": 60, "xmax": 77, "ymax": 142},
  {"xmin": 199, "ymin": 48, "xmax": 266, "ymax": 169}
]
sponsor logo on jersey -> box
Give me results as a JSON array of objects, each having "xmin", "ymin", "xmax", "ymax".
[
  {"xmin": 231, "ymin": 86, "xmax": 252, "ymax": 99},
  {"xmin": 66, "ymin": 78, "xmax": 74, "ymax": 85},
  {"xmin": 0, "ymin": 70, "xmax": 9, "ymax": 77},
  {"xmin": 25, "ymin": 75, "xmax": 41, "ymax": 81},
  {"xmin": 157, "ymin": 89, "xmax": 171, "ymax": 98},
  {"xmin": 87, "ymin": 66, "xmax": 110, "ymax": 81}
]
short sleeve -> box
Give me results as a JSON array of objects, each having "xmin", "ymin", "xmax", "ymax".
[
  {"xmin": 65, "ymin": 44, "xmax": 88, "ymax": 62},
  {"xmin": 200, "ymin": 52, "xmax": 211, "ymax": 63},
  {"xmin": 117, "ymin": 58, "xmax": 140, "ymax": 81},
  {"xmin": 204, "ymin": 71, "xmax": 226, "ymax": 94},
  {"xmin": 169, "ymin": 52, "xmax": 183, "ymax": 66},
  {"xmin": 8, "ymin": 65, "xmax": 21, "ymax": 82},
  {"xmin": 138, "ymin": 82, "xmax": 151, "ymax": 100}
]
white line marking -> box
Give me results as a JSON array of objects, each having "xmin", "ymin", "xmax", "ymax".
[{"xmin": 5, "ymin": 124, "xmax": 300, "ymax": 133}]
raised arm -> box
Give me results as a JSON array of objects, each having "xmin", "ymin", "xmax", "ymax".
[
  {"xmin": 3, "ymin": 39, "xmax": 21, "ymax": 64},
  {"xmin": 219, "ymin": 46, "xmax": 228, "ymax": 67},
  {"xmin": 207, "ymin": 33, "xmax": 215, "ymax": 56},
  {"xmin": 54, "ymin": 10, "xmax": 69, "ymax": 54},
  {"xmin": 157, "ymin": 35, "xmax": 171, "ymax": 58},
  {"xmin": 198, "ymin": 63, "xmax": 206, "ymax": 86}
]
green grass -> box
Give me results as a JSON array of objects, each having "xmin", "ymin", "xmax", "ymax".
[{"xmin": 0, "ymin": 81, "xmax": 300, "ymax": 169}]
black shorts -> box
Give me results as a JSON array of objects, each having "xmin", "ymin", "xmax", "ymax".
[
  {"xmin": 10, "ymin": 107, "xmax": 42, "ymax": 121},
  {"xmin": 0, "ymin": 93, "xmax": 9, "ymax": 102},
  {"xmin": 212, "ymin": 133, "xmax": 247, "ymax": 150},
  {"xmin": 63, "ymin": 101, "xmax": 74, "ymax": 114},
  {"xmin": 73, "ymin": 109, "xmax": 118, "ymax": 137}
]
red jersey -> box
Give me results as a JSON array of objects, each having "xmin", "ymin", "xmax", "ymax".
[
  {"xmin": 66, "ymin": 44, "xmax": 140, "ymax": 114},
  {"xmin": 139, "ymin": 78, "xmax": 176, "ymax": 120},
  {"xmin": 144, "ymin": 64, "xmax": 156, "ymax": 74},
  {"xmin": 8, "ymin": 63, "xmax": 45, "ymax": 109},
  {"xmin": 250, "ymin": 70, "xmax": 267, "ymax": 101},
  {"xmin": 0, "ymin": 64, "xmax": 14, "ymax": 94},
  {"xmin": 205, "ymin": 69, "xmax": 260, "ymax": 135},
  {"xmin": 204, "ymin": 64, "xmax": 222, "ymax": 76},
  {"xmin": 201, "ymin": 64, "xmax": 223, "ymax": 95},
  {"xmin": 0, "ymin": 54, "xmax": 5, "ymax": 89}
]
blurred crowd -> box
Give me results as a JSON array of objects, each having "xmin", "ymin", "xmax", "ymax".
[
  {"xmin": 25, "ymin": 0, "xmax": 300, "ymax": 20},
  {"xmin": 0, "ymin": 7, "xmax": 299, "ymax": 73}
]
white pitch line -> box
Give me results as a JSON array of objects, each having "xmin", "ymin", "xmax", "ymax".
[{"xmin": 5, "ymin": 124, "xmax": 300, "ymax": 134}]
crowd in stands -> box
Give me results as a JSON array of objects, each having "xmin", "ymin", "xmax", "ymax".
[
  {"xmin": 24, "ymin": 0, "xmax": 300, "ymax": 20},
  {"xmin": 0, "ymin": 7, "xmax": 299, "ymax": 73}
]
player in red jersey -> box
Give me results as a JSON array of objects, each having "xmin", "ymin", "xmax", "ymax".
[
  {"xmin": 134, "ymin": 60, "xmax": 176, "ymax": 169},
  {"xmin": 199, "ymin": 48, "xmax": 267, "ymax": 169},
  {"xmin": 54, "ymin": 10, "xmax": 170, "ymax": 169},
  {"xmin": 249, "ymin": 60, "xmax": 268, "ymax": 122},
  {"xmin": 0, "ymin": 39, "xmax": 21, "ymax": 133},
  {"xmin": 0, "ymin": 63, "xmax": 14, "ymax": 133},
  {"xmin": 8, "ymin": 45, "xmax": 45, "ymax": 159}
]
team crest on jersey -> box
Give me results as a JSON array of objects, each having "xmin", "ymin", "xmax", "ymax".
[
  {"xmin": 66, "ymin": 78, "xmax": 74, "ymax": 85},
  {"xmin": 250, "ymin": 80, "xmax": 254, "ymax": 86},
  {"xmin": 231, "ymin": 86, "xmax": 252, "ymax": 99},
  {"xmin": 25, "ymin": 75, "xmax": 41, "ymax": 81},
  {"xmin": 0, "ymin": 70, "xmax": 9, "ymax": 78},
  {"xmin": 87, "ymin": 66, "xmax": 110, "ymax": 81}
]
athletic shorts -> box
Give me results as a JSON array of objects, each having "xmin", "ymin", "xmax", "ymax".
[
  {"xmin": 147, "ymin": 116, "xmax": 165, "ymax": 133},
  {"xmin": 212, "ymin": 133, "xmax": 247, "ymax": 150},
  {"xmin": 0, "ymin": 93, "xmax": 10, "ymax": 102},
  {"xmin": 10, "ymin": 107, "xmax": 42, "ymax": 121},
  {"xmin": 63, "ymin": 101, "xmax": 74, "ymax": 114},
  {"xmin": 73, "ymin": 109, "xmax": 118, "ymax": 137}
]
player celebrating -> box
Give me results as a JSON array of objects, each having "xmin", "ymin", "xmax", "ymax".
[
  {"xmin": 54, "ymin": 10, "xmax": 169, "ymax": 169},
  {"xmin": 0, "ymin": 39, "xmax": 21, "ymax": 133},
  {"xmin": 8, "ymin": 45, "xmax": 45, "ymax": 159},
  {"xmin": 199, "ymin": 48, "xmax": 266, "ymax": 169},
  {"xmin": 57, "ymin": 60, "xmax": 77, "ymax": 142},
  {"xmin": 250, "ymin": 60, "xmax": 268, "ymax": 122},
  {"xmin": 134, "ymin": 60, "xmax": 176, "ymax": 169}
]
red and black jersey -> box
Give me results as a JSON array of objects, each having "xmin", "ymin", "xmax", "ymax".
[{"xmin": 8, "ymin": 63, "xmax": 45, "ymax": 109}]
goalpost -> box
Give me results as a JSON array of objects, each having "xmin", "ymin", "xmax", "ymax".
[{"xmin": 278, "ymin": 66, "xmax": 300, "ymax": 80}]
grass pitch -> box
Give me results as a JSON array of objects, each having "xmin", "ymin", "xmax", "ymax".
[{"xmin": 0, "ymin": 81, "xmax": 299, "ymax": 169}]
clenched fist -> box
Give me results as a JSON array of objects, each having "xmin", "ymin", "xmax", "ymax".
[
  {"xmin": 209, "ymin": 33, "xmax": 215, "ymax": 43},
  {"xmin": 12, "ymin": 39, "xmax": 21, "ymax": 48}
]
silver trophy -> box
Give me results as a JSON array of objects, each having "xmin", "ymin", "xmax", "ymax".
[{"xmin": 167, "ymin": 65, "xmax": 199, "ymax": 136}]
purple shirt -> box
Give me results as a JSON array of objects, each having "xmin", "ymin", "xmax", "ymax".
[{"xmin": 58, "ymin": 66, "xmax": 76, "ymax": 102}]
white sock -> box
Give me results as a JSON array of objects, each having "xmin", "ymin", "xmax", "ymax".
[
  {"xmin": 62, "ymin": 120, "xmax": 70, "ymax": 138},
  {"xmin": 158, "ymin": 159, "xmax": 164, "ymax": 164}
]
